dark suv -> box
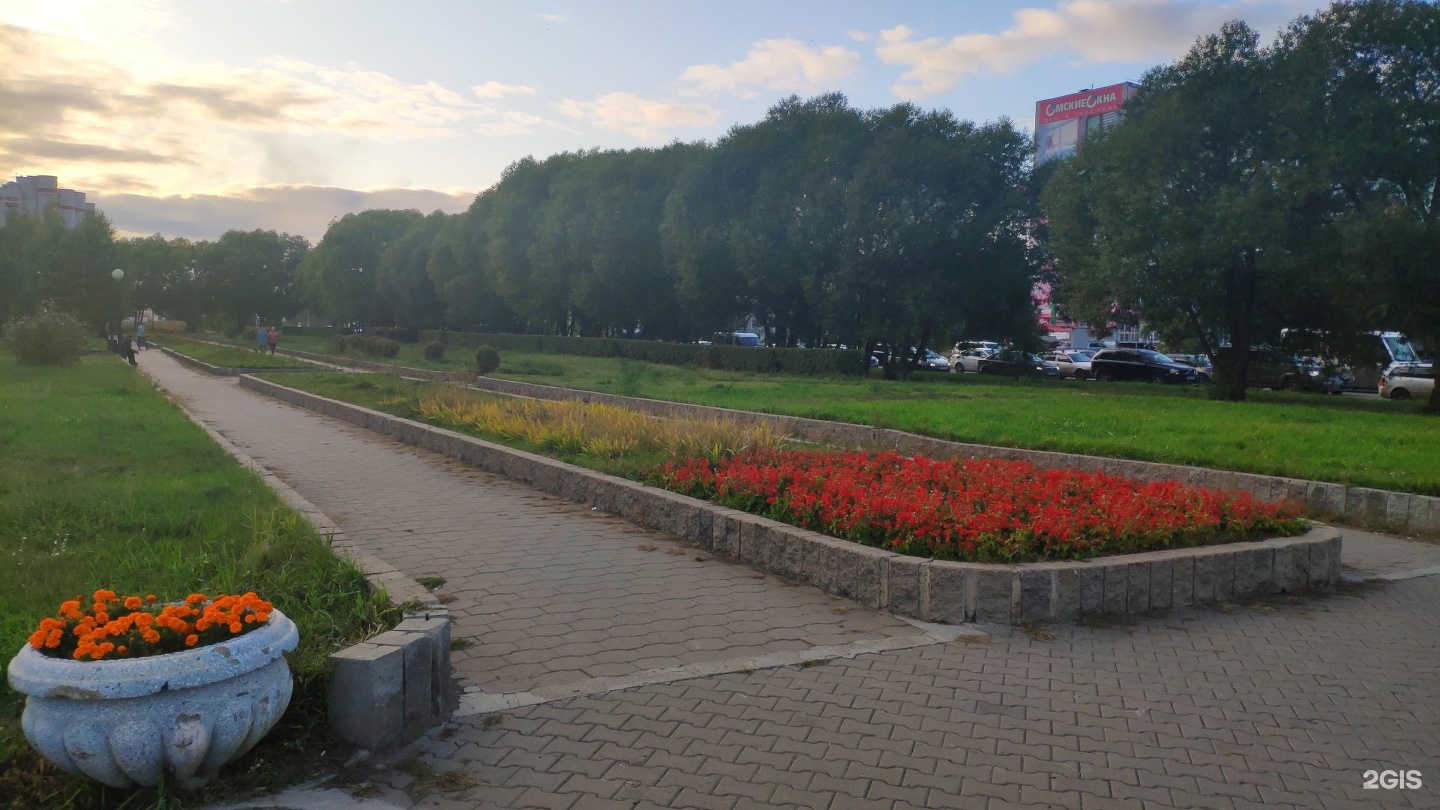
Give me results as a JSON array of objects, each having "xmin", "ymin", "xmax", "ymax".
[
  {"xmin": 1234, "ymin": 349, "xmax": 1353, "ymax": 394},
  {"xmin": 1089, "ymin": 349, "xmax": 1198, "ymax": 384}
]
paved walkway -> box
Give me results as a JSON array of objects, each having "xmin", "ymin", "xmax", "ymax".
[{"xmin": 136, "ymin": 353, "xmax": 1440, "ymax": 810}]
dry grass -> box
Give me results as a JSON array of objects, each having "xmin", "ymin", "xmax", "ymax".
[{"xmin": 416, "ymin": 389, "xmax": 787, "ymax": 460}]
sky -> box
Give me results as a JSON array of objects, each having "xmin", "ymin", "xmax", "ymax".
[{"xmin": 1, "ymin": 0, "xmax": 1327, "ymax": 243}]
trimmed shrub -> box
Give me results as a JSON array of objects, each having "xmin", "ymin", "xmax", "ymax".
[
  {"xmin": 475, "ymin": 344, "xmax": 501, "ymax": 375},
  {"xmin": 242, "ymin": 326, "xmax": 258, "ymax": 342},
  {"xmin": 366, "ymin": 337, "xmax": 401, "ymax": 358},
  {"xmin": 416, "ymin": 330, "xmax": 868, "ymax": 377},
  {"xmin": 4, "ymin": 306, "xmax": 87, "ymax": 366},
  {"xmin": 330, "ymin": 334, "xmax": 349, "ymax": 353},
  {"xmin": 149, "ymin": 319, "xmax": 187, "ymax": 334},
  {"xmin": 423, "ymin": 341, "xmax": 446, "ymax": 362}
]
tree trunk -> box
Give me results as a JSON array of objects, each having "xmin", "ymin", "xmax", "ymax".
[{"xmin": 1425, "ymin": 379, "xmax": 1440, "ymax": 415}]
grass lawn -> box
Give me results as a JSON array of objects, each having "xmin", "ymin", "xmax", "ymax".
[
  {"xmin": 152, "ymin": 336, "xmax": 318, "ymax": 370},
  {"xmin": 0, "ymin": 353, "xmax": 397, "ymax": 810},
  {"xmin": 217, "ymin": 333, "xmax": 1440, "ymax": 494}
]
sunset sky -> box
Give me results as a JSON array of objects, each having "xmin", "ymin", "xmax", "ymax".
[{"xmin": 1, "ymin": 0, "xmax": 1325, "ymax": 242}]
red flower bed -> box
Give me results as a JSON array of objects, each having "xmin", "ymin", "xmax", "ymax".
[{"xmin": 650, "ymin": 450, "xmax": 1306, "ymax": 562}]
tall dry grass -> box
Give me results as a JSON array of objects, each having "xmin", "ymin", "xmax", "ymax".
[{"xmin": 416, "ymin": 389, "xmax": 786, "ymax": 460}]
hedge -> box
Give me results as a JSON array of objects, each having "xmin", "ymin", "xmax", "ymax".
[{"xmin": 416, "ymin": 331, "xmax": 868, "ymax": 377}]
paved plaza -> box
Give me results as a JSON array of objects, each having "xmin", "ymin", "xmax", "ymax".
[{"xmin": 138, "ymin": 353, "xmax": 1440, "ymax": 810}]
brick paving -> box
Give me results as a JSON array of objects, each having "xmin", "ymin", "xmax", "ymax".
[{"xmin": 143, "ymin": 354, "xmax": 1440, "ymax": 810}]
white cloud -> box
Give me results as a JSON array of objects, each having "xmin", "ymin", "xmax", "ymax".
[
  {"xmin": 848, "ymin": 30, "xmax": 872, "ymax": 42},
  {"xmin": 876, "ymin": 0, "xmax": 1305, "ymax": 97},
  {"xmin": 0, "ymin": 23, "xmax": 547, "ymax": 198},
  {"xmin": 473, "ymin": 80, "xmax": 539, "ymax": 99},
  {"xmin": 103, "ymin": 185, "xmax": 476, "ymax": 243},
  {"xmin": 537, "ymin": 12, "xmax": 566, "ymax": 23},
  {"xmin": 679, "ymin": 39, "xmax": 860, "ymax": 98},
  {"xmin": 554, "ymin": 92, "xmax": 720, "ymax": 140}
]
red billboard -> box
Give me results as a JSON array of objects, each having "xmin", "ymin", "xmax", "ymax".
[{"xmin": 1036, "ymin": 84, "xmax": 1130, "ymax": 125}]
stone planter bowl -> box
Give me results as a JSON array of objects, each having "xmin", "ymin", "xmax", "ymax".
[{"xmin": 6, "ymin": 608, "xmax": 299, "ymax": 789}]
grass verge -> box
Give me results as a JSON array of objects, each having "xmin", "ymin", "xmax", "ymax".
[
  {"xmin": 225, "ymin": 335, "xmax": 1440, "ymax": 495},
  {"xmin": 0, "ymin": 354, "xmax": 398, "ymax": 810}
]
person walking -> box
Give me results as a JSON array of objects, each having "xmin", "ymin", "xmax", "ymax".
[
  {"xmin": 256, "ymin": 324, "xmax": 268, "ymax": 353},
  {"xmin": 267, "ymin": 326, "xmax": 279, "ymax": 355},
  {"xmin": 136, "ymin": 321, "xmax": 148, "ymax": 350}
]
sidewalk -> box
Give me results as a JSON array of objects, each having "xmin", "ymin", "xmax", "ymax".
[{"xmin": 139, "ymin": 354, "xmax": 1440, "ymax": 810}]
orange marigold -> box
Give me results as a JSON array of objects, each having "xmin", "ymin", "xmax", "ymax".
[
  {"xmin": 124, "ymin": 596, "xmax": 142, "ymax": 610},
  {"xmin": 184, "ymin": 634, "xmax": 199, "ymax": 647}
]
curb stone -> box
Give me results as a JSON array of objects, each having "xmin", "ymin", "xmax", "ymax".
[
  {"xmin": 139, "ymin": 363, "xmax": 455, "ymax": 753},
  {"xmin": 240, "ymin": 373, "xmax": 1343, "ymax": 626}
]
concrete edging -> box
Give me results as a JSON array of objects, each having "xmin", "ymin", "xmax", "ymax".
[
  {"xmin": 241, "ymin": 374, "xmax": 1343, "ymax": 626},
  {"xmin": 157, "ymin": 345, "xmax": 322, "ymax": 377},
  {"xmin": 143, "ymin": 361, "xmax": 455, "ymax": 752}
]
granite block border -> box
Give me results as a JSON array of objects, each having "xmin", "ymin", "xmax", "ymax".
[
  {"xmin": 241, "ymin": 374, "xmax": 1343, "ymax": 626},
  {"xmin": 157, "ymin": 345, "xmax": 326, "ymax": 376},
  {"xmin": 257, "ymin": 348, "xmax": 1439, "ymax": 535},
  {"xmin": 144, "ymin": 362, "xmax": 454, "ymax": 752}
]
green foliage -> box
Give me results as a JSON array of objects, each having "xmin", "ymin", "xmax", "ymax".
[
  {"xmin": 474, "ymin": 344, "xmax": 501, "ymax": 375},
  {"xmin": 422, "ymin": 330, "xmax": 869, "ymax": 376},
  {"xmin": 423, "ymin": 341, "xmax": 446, "ymax": 361},
  {"xmin": 367, "ymin": 336, "xmax": 401, "ymax": 358},
  {"xmin": 2, "ymin": 305, "xmax": 87, "ymax": 366}
]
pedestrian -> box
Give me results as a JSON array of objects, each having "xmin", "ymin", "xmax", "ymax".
[
  {"xmin": 256, "ymin": 324, "xmax": 268, "ymax": 353},
  {"xmin": 267, "ymin": 326, "xmax": 279, "ymax": 355},
  {"xmin": 136, "ymin": 321, "xmax": 148, "ymax": 350},
  {"xmin": 118, "ymin": 334, "xmax": 137, "ymax": 366}
]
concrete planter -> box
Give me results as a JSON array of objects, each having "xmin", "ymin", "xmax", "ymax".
[{"xmin": 5, "ymin": 609, "xmax": 299, "ymax": 789}]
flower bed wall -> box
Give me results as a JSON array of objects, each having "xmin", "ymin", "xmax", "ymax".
[
  {"xmin": 241, "ymin": 374, "xmax": 1342, "ymax": 625},
  {"xmin": 158, "ymin": 346, "xmax": 325, "ymax": 376}
]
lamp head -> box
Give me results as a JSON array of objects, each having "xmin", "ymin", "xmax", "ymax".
[{"xmin": 111, "ymin": 268, "xmax": 124, "ymax": 281}]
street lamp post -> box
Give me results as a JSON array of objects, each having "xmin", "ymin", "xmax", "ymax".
[{"xmin": 110, "ymin": 268, "xmax": 125, "ymax": 350}]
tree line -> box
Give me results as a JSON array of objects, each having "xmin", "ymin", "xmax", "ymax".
[{"xmin": 1, "ymin": 0, "xmax": 1434, "ymax": 404}]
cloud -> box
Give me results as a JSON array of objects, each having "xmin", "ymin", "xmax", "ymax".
[
  {"xmin": 0, "ymin": 22, "xmax": 548, "ymax": 196},
  {"xmin": 473, "ymin": 81, "xmax": 539, "ymax": 99},
  {"xmin": 554, "ymin": 92, "xmax": 720, "ymax": 140},
  {"xmin": 537, "ymin": 12, "xmax": 566, "ymax": 23},
  {"xmin": 848, "ymin": 30, "xmax": 872, "ymax": 42},
  {"xmin": 101, "ymin": 185, "xmax": 476, "ymax": 243},
  {"xmin": 876, "ymin": 0, "xmax": 1305, "ymax": 97},
  {"xmin": 679, "ymin": 39, "xmax": 861, "ymax": 98}
]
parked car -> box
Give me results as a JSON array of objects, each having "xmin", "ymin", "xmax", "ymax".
[
  {"xmin": 1240, "ymin": 349, "xmax": 1352, "ymax": 394},
  {"xmin": 1044, "ymin": 350, "xmax": 1094, "ymax": 380},
  {"xmin": 979, "ymin": 348, "xmax": 1056, "ymax": 378},
  {"xmin": 1167, "ymin": 354, "xmax": 1213, "ymax": 383},
  {"xmin": 914, "ymin": 348, "xmax": 950, "ymax": 372},
  {"xmin": 1379, "ymin": 364, "xmax": 1435, "ymax": 401},
  {"xmin": 1089, "ymin": 349, "xmax": 1198, "ymax": 384},
  {"xmin": 950, "ymin": 346, "xmax": 996, "ymax": 373}
]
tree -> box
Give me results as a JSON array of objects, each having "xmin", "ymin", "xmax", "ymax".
[
  {"xmin": 1273, "ymin": 0, "xmax": 1440, "ymax": 410},
  {"xmin": 296, "ymin": 210, "xmax": 418, "ymax": 326},
  {"xmin": 377, "ymin": 211, "xmax": 450, "ymax": 329},
  {"xmin": 198, "ymin": 230, "xmax": 309, "ymax": 331},
  {"xmin": 116, "ymin": 235, "xmax": 202, "ymax": 324},
  {"xmin": 1043, "ymin": 22, "xmax": 1326, "ymax": 400}
]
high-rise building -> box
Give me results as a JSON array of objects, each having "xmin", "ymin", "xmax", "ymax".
[{"xmin": 0, "ymin": 175, "xmax": 96, "ymax": 228}]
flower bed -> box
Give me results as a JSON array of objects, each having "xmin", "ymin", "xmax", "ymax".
[
  {"xmin": 28, "ymin": 590, "xmax": 272, "ymax": 661},
  {"xmin": 651, "ymin": 450, "xmax": 1307, "ymax": 562}
]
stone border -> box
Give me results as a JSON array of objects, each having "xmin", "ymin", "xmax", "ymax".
[
  {"xmin": 254, "ymin": 347, "xmax": 1440, "ymax": 535},
  {"xmin": 143, "ymin": 363, "xmax": 455, "ymax": 752},
  {"xmin": 157, "ymin": 345, "xmax": 324, "ymax": 376},
  {"xmin": 241, "ymin": 374, "xmax": 1342, "ymax": 625}
]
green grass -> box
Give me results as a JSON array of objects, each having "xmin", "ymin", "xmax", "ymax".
[
  {"xmin": 231, "ymin": 334, "xmax": 1440, "ymax": 494},
  {"xmin": 0, "ymin": 354, "xmax": 398, "ymax": 810},
  {"xmin": 152, "ymin": 337, "xmax": 316, "ymax": 370}
]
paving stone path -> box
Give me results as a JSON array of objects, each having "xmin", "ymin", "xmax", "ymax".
[{"xmin": 136, "ymin": 353, "xmax": 1440, "ymax": 810}]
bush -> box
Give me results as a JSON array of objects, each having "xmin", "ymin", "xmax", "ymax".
[
  {"xmin": 475, "ymin": 345, "xmax": 501, "ymax": 375},
  {"xmin": 149, "ymin": 319, "xmax": 187, "ymax": 334},
  {"xmin": 373, "ymin": 327, "xmax": 418, "ymax": 343},
  {"xmin": 416, "ymin": 330, "xmax": 868, "ymax": 376},
  {"xmin": 331, "ymin": 334, "xmax": 348, "ymax": 353},
  {"xmin": 423, "ymin": 341, "xmax": 446, "ymax": 362},
  {"xmin": 366, "ymin": 337, "xmax": 401, "ymax": 358},
  {"xmin": 3, "ymin": 306, "xmax": 87, "ymax": 366},
  {"xmin": 224, "ymin": 327, "xmax": 240, "ymax": 339}
]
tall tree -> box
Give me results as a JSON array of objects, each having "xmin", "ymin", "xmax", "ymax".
[
  {"xmin": 1043, "ymin": 22, "xmax": 1325, "ymax": 400},
  {"xmin": 296, "ymin": 210, "xmax": 418, "ymax": 326},
  {"xmin": 198, "ymin": 229, "xmax": 309, "ymax": 331},
  {"xmin": 377, "ymin": 211, "xmax": 451, "ymax": 330}
]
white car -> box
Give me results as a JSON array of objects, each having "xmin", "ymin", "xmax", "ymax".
[
  {"xmin": 950, "ymin": 347, "xmax": 996, "ymax": 373},
  {"xmin": 1379, "ymin": 364, "xmax": 1435, "ymax": 401},
  {"xmin": 1045, "ymin": 350, "xmax": 1095, "ymax": 380}
]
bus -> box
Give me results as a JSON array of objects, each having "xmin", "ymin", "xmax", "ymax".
[{"xmin": 1351, "ymin": 332, "xmax": 1427, "ymax": 390}]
